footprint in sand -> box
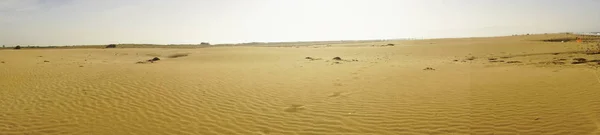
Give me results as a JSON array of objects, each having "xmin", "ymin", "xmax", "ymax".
[
  {"xmin": 329, "ymin": 92, "xmax": 342, "ymax": 97},
  {"xmin": 328, "ymin": 91, "xmax": 361, "ymax": 98},
  {"xmin": 259, "ymin": 128, "xmax": 271, "ymax": 135},
  {"xmin": 284, "ymin": 104, "xmax": 305, "ymax": 112}
]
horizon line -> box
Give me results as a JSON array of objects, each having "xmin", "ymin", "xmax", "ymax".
[{"xmin": 2, "ymin": 32, "xmax": 595, "ymax": 47}]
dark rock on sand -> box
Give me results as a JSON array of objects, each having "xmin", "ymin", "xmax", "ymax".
[
  {"xmin": 333, "ymin": 57, "xmax": 342, "ymax": 61},
  {"xmin": 150, "ymin": 57, "xmax": 160, "ymax": 61},
  {"xmin": 14, "ymin": 46, "xmax": 21, "ymax": 49},
  {"xmin": 136, "ymin": 57, "xmax": 161, "ymax": 64}
]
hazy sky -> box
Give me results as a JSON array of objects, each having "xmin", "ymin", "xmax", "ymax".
[{"xmin": 1, "ymin": 0, "xmax": 599, "ymax": 45}]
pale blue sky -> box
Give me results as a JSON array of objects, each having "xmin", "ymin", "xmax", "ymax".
[{"xmin": 1, "ymin": 0, "xmax": 599, "ymax": 46}]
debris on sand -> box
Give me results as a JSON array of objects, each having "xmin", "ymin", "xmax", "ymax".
[
  {"xmin": 573, "ymin": 58, "xmax": 587, "ymax": 62},
  {"xmin": 488, "ymin": 58, "xmax": 498, "ymax": 61},
  {"xmin": 305, "ymin": 57, "xmax": 322, "ymax": 61},
  {"xmin": 79, "ymin": 65, "xmax": 84, "ymax": 67},
  {"xmin": 586, "ymin": 52, "xmax": 600, "ymax": 55},
  {"xmin": 540, "ymin": 60, "xmax": 567, "ymax": 65},
  {"xmin": 1, "ymin": 61, "xmax": 4, "ymax": 63},
  {"xmin": 333, "ymin": 57, "xmax": 343, "ymax": 61},
  {"xmin": 332, "ymin": 61, "xmax": 342, "ymax": 65},
  {"xmin": 466, "ymin": 56, "xmax": 476, "ymax": 61},
  {"xmin": 14, "ymin": 46, "xmax": 21, "ymax": 50},
  {"xmin": 168, "ymin": 53, "xmax": 189, "ymax": 58},
  {"xmin": 571, "ymin": 58, "xmax": 587, "ymax": 64},
  {"xmin": 328, "ymin": 57, "xmax": 358, "ymax": 63},
  {"xmin": 453, "ymin": 60, "xmax": 459, "ymax": 62},
  {"xmin": 136, "ymin": 57, "xmax": 161, "ymax": 64},
  {"xmin": 384, "ymin": 43, "xmax": 395, "ymax": 46},
  {"xmin": 489, "ymin": 60, "xmax": 505, "ymax": 63},
  {"xmin": 43, "ymin": 60, "xmax": 50, "ymax": 62},
  {"xmin": 506, "ymin": 61, "xmax": 522, "ymax": 63},
  {"xmin": 423, "ymin": 67, "xmax": 435, "ymax": 70}
]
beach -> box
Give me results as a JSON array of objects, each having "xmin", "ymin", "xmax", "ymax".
[{"xmin": 1, "ymin": 34, "xmax": 600, "ymax": 134}]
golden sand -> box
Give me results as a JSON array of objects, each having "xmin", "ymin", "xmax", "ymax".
[{"xmin": 1, "ymin": 34, "xmax": 600, "ymax": 134}]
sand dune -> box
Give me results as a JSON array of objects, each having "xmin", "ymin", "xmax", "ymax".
[{"xmin": 1, "ymin": 34, "xmax": 600, "ymax": 134}]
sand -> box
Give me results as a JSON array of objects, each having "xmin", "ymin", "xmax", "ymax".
[{"xmin": 1, "ymin": 34, "xmax": 600, "ymax": 134}]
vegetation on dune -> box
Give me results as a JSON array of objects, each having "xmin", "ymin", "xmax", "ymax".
[
  {"xmin": 106, "ymin": 44, "xmax": 117, "ymax": 48},
  {"xmin": 168, "ymin": 53, "xmax": 190, "ymax": 58}
]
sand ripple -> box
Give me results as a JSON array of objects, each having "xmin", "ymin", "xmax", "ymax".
[{"xmin": 2, "ymin": 47, "xmax": 600, "ymax": 134}]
